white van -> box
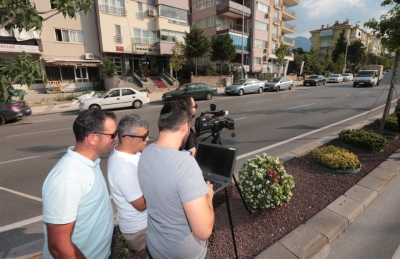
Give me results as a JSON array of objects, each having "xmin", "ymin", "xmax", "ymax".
[{"xmin": 353, "ymin": 70, "xmax": 379, "ymax": 87}]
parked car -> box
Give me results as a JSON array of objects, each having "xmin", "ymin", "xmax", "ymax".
[
  {"xmin": 162, "ymin": 83, "xmax": 217, "ymax": 101},
  {"xmin": 328, "ymin": 74, "xmax": 343, "ymax": 83},
  {"xmin": 303, "ymin": 75, "xmax": 326, "ymax": 86},
  {"xmin": 79, "ymin": 88, "xmax": 150, "ymax": 111},
  {"xmin": 342, "ymin": 73, "xmax": 354, "ymax": 82},
  {"xmin": 265, "ymin": 77, "xmax": 293, "ymax": 92},
  {"xmin": 0, "ymin": 101, "xmax": 32, "ymax": 125},
  {"xmin": 225, "ymin": 78, "xmax": 264, "ymax": 96}
]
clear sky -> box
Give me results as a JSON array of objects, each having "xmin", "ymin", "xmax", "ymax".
[{"xmin": 290, "ymin": 0, "xmax": 392, "ymax": 38}]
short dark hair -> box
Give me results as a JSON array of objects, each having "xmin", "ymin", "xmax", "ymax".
[
  {"xmin": 176, "ymin": 94, "xmax": 193, "ymax": 109},
  {"xmin": 73, "ymin": 109, "xmax": 116, "ymax": 142},
  {"xmin": 158, "ymin": 101, "xmax": 192, "ymax": 132}
]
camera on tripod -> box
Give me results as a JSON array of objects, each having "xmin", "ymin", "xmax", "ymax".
[{"xmin": 194, "ymin": 104, "xmax": 235, "ymax": 137}]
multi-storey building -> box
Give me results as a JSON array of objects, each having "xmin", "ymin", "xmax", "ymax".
[
  {"xmin": 190, "ymin": 0, "xmax": 298, "ymax": 76},
  {"xmin": 95, "ymin": 0, "xmax": 190, "ymax": 76}
]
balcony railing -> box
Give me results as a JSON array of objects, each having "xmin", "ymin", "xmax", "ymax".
[
  {"xmin": 168, "ymin": 18, "xmax": 188, "ymax": 26},
  {"xmin": 98, "ymin": 5, "xmax": 127, "ymax": 16},
  {"xmin": 216, "ymin": 22, "xmax": 250, "ymax": 34},
  {"xmin": 284, "ymin": 8, "xmax": 295, "ymax": 15},
  {"xmin": 273, "ymin": 17, "xmax": 280, "ymax": 24},
  {"xmin": 114, "ymin": 35, "xmax": 123, "ymax": 43},
  {"xmin": 284, "ymin": 37, "xmax": 293, "ymax": 44},
  {"xmin": 132, "ymin": 37, "xmax": 160, "ymax": 45},
  {"xmin": 282, "ymin": 22, "xmax": 295, "ymax": 30},
  {"xmin": 272, "ymin": 33, "xmax": 279, "ymax": 40},
  {"xmin": 233, "ymin": 44, "xmax": 250, "ymax": 52},
  {"xmin": 216, "ymin": 1, "xmax": 251, "ymax": 16},
  {"xmin": 274, "ymin": 0, "xmax": 281, "ymax": 8}
]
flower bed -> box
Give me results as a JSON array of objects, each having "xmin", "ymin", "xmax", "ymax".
[{"xmin": 339, "ymin": 129, "xmax": 388, "ymax": 152}]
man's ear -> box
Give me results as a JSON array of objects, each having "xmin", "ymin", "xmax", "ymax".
[
  {"xmin": 86, "ymin": 133, "xmax": 97, "ymax": 146},
  {"xmin": 181, "ymin": 121, "xmax": 190, "ymax": 135}
]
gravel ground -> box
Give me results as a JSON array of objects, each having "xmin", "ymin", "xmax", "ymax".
[{"xmin": 109, "ymin": 123, "xmax": 400, "ymax": 259}]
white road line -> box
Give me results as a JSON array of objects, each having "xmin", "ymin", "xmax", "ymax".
[
  {"xmin": 6, "ymin": 128, "xmax": 70, "ymax": 138},
  {"xmin": 246, "ymin": 99, "xmax": 272, "ymax": 103},
  {"xmin": 234, "ymin": 117, "xmax": 247, "ymax": 121},
  {"xmin": 337, "ymin": 94, "xmax": 352, "ymax": 99},
  {"xmin": 0, "ymin": 150, "xmax": 65, "ymax": 165},
  {"xmin": 295, "ymin": 93, "xmax": 310, "ymax": 96},
  {"xmin": 287, "ymin": 103, "xmax": 315, "ymax": 110},
  {"xmin": 360, "ymin": 90, "xmax": 370, "ymax": 93},
  {"xmin": 236, "ymin": 100, "xmax": 396, "ymax": 160},
  {"xmin": 0, "ymin": 216, "xmax": 43, "ymax": 234},
  {"xmin": 26, "ymin": 119, "xmax": 51, "ymax": 123},
  {"xmin": 0, "ymin": 187, "xmax": 42, "ymax": 202}
]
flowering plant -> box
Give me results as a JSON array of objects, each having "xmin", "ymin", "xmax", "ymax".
[{"xmin": 238, "ymin": 153, "xmax": 295, "ymax": 210}]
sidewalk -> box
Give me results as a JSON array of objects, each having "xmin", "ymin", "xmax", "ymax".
[{"xmin": 3, "ymin": 88, "xmax": 400, "ymax": 259}]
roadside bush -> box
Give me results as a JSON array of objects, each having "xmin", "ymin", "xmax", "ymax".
[
  {"xmin": 374, "ymin": 116, "xmax": 398, "ymax": 131},
  {"xmin": 239, "ymin": 154, "xmax": 295, "ymax": 210},
  {"xmin": 339, "ymin": 129, "xmax": 388, "ymax": 152},
  {"xmin": 312, "ymin": 146, "xmax": 360, "ymax": 171},
  {"xmin": 202, "ymin": 60, "xmax": 216, "ymax": 76}
]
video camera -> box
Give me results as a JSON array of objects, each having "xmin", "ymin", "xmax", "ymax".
[{"xmin": 194, "ymin": 104, "xmax": 235, "ymax": 137}]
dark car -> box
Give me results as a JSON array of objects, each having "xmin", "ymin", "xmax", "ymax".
[
  {"xmin": 303, "ymin": 75, "xmax": 326, "ymax": 86},
  {"xmin": 0, "ymin": 101, "xmax": 32, "ymax": 125},
  {"xmin": 162, "ymin": 83, "xmax": 218, "ymax": 101}
]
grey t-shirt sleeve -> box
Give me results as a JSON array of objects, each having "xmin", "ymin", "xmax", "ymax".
[{"xmin": 176, "ymin": 155, "xmax": 209, "ymax": 203}]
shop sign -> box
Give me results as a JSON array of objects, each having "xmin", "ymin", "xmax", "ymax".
[
  {"xmin": 116, "ymin": 46, "xmax": 124, "ymax": 51},
  {"xmin": 0, "ymin": 44, "xmax": 40, "ymax": 53}
]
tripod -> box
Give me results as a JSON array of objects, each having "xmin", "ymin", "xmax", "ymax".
[{"xmin": 201, "ymin": 131, "xmax": 249, "ymax": 259}]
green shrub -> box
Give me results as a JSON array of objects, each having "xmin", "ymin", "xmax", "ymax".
[
  {"xmin": 374, "ymin": 116, "xmax": 398, "ymax": 131},
  {"xmin": 339, "ymin": 129, "xmax": 388, "ymax": 151},
  {"xmin": 313, "ymin": 146, "xmax": 360, "ymax": 171},
  {"xmin": 239, "ymin": 154, "xmax": 295, "ymax": 210},
  {"xmin": 103, "ymin": 58, "xmax": 119, "ymax": 77}
]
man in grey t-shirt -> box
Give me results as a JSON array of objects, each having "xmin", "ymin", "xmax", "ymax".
[{"xmin": 138, "ymin": 101, "xmax": 214, "ymax": 259}]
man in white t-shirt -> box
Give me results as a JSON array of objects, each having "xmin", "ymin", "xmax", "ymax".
[{"xmin": 108, "ymin": 114, "xmax": 150, "ymax": 259}]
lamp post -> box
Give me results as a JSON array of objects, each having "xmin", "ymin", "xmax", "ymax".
[
  {"xmin": 241, "ymin": 0, "xmax": 244, "ymax": 79},
  {"xmin": 344, "ymin": 21, "xmax": 360, "ymax": 72}
]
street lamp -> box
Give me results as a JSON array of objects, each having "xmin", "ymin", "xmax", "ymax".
[
  {"xmin": 344, "ymin": 21, "xmax": 360, "ymax": 72},
  {"xmin": 241, "ymin": 0, "xmax": 244, "ymax": 79}
]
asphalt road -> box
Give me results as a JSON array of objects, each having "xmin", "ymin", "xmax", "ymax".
[{"xmin": 0, "ymin": 70, "xmax": 399, "ymax": 253}]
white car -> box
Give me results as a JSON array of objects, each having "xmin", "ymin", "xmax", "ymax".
[
  {"xmin": 79, "ymin": 88, "xmax": 150, "ymax": 111},
  {"xmin": 342, "ymin": 73, "xmax": 354, "ymax": 82},
  {"xmin": 328, "ymin": 74, "xmax": 343, "ymax": 83}
]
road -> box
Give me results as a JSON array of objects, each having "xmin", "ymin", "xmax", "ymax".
[{"xmin": 0, "ymin": 71, "xmax": 399, "ymax": 253}]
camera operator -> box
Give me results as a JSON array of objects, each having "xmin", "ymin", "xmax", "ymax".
[{"xmin": 176, "ymin": 94, "xmax": 198, "ymax": 156}]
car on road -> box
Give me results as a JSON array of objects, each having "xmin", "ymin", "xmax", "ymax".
[
  {"xmin": 79, "ymin": 87, "xmax": 150, "ymax": 111},
  {"xmin": 328, "ymin": 74, "xmax": 343, "ymax": 83},
  {"xmin": 225, "ymin": 78, "xmax": 264, "ymax": 96},
  {"xmin": 303, "ymin": 75, "xmax": 326, "ymax": 86},
  {"xmin": 0, "ymin": 101, "xmax": 32, "ymax": 125},
  {"xmin": 265, "ymin": 77, "xmax": 293, "ymax": 92},
  {"xmin": 342, "ymin": 73, "xmax": 354, "ymax": 82},
  {"xmin": 162, "ymin": 83, "xmax": 217, "ymax": 101}
]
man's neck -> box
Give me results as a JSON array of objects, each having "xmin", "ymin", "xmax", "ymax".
[
  {"xmin": 115, "ymin": 144, "xmax": 137, "ymax": 155},
  {"xmin": 156, "ymin": 132, "xmax": 180, "ymax": 150},
  {"xmin": 74, "ymin": 144, "xmax": 99, "ymax": 161}
]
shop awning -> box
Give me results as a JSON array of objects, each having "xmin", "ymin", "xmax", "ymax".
[{"xmin": 44, "ymin": 59, "xmax": 102, "ymax": 67}]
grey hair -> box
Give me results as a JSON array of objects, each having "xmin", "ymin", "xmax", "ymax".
[{"xmin": 117, "ymin": 114, "xmax": 149, "ymax": 143}]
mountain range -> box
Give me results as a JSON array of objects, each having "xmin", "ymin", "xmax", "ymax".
[{"xmin": 292, "ymin": 36, "xmax": 311, "ymax": 51}]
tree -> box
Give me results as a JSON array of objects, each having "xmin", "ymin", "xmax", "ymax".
[
  {"xmin": 210, "ymin": 34, "xmax": 236, "ymax": 75},
  {"xmin": 307, "ymin": 46, "xmax": 320, "ymax": 71},
  {"xmin": 323, "ymin": 51, "xmax": 332, "ymax": 72},
  {"xmin": 170, "ymin": 40, "xmax": 186, "ymax": 85},
  {"xmin": 0, "ymin": 52, "xmax": 46, "ymax": 105},
  {"xmin": 364, "ymin": 0, "xmax": 400, "ymax": 135},
  {"xmin": 332, "ymin": 30, "xmax": 347, "ymax": 63},
  {"xmin": 274, "ymin": 44, "xmax": 289, "ymax": 76},
  {"xmin": 347, "ymin": 40, "xmax": 365, "ymax": 72},
  {"xmin": 184, "ymin": 26, "xmax": 211, "ymax": 76},
  {"xmin": 335, "ymin": 53, "xmax": 346, "ymax": 73}
]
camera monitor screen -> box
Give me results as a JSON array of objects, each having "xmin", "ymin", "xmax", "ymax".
[{"xmin": 195, "ymin": 142, "xmax": 237, "ymax": 178}]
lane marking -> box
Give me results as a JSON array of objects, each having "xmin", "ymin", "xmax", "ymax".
[
  {"xmin": 337, "ymin": 94, "xmax": 352, "ymax": 99},
  {"xmin": 6, "ymin": 128, "xmax": 70, "ymax": 138},
  {"xmin": 236, "ymin": 99, "xmax": 396, "ymax": 160},
  {"xmin": 234, "ymin": 117, "xmax": 247, "ymax": 121},
  {"xmin": 0, "ymin": 187, "xmax": 42, "ymax": 202},
  {"xmin": 287, "ymin": 103, "xmax": 315, "ymax": 110},
  {"xmin": 0, "ymin": 216, "xmax": 43, "ymax": 234},
  {"xmin": 360, "ymin": 90, "xmax": 370, "ymax": 93},
  {"xmin": 0, "ymin": 150, "xmax": 65, "ymax": 165},
  {"xmin": 24, "ymin": 119, "xmax": 52, "ymax": 123},
  {"xmin": 295, "ymin": 93, "xmax": 312, "ymax": 96},
  {"xmin": 246, "ymin": 99, "xmax": 272, "ymax": 104}
]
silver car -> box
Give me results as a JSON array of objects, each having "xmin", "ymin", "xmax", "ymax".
[
  {"xmin": 225, "ymin": 78, "xmax": 265, "ymax": 96},
  {"xmin": 265, "ymin": 77, "xmax": 294, "ymax": 92},
  {"xmin": 342, "ymin": 73, "xmax": 354, "ymax": 82}
]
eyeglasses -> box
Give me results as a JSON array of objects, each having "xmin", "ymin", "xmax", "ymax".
[
  {"xmin": 122, "ymin": 130, "xmax": 149, "ymax": 141},
  {"xmin": 95, "ymin": 131, "xmax": 118, "ymax": 139},
  {"xmin": 191, "ymin": 104, "xmax": 198, "ymax": 109}
]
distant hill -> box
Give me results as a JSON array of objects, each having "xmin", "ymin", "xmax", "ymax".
[{"xmin": 293, "ymin": 36, "xmax": 311, "ymax": 51}]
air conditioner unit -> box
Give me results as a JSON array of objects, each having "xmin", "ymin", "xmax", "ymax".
[
  {"xmin": 85, "ymin": 53, "xmax": 94, "ymax": 60},
  {"xmin": 263, "ymin": 48, "xmax": 268, "ymax": 53},
  {"xmin": 265, "ymin": 13, "xmax": 270, "ymax": 18},
  {"xmin": 171, "ymin": 19, "xmax": 178, "ymax": 24},
  {"xmin": 148, "ymin": 9, "xmax": 157, "ymax": 16},
  {"xmin": 263, "ymin": 55, "xmax": 267, "ymax": 61}
]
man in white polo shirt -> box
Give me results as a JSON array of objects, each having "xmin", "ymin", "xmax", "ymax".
[
  {"xmin": 42, "ymin": 109, "xmax": 116, "ymax": 259},
  {"xmin": 108, "ymin": 114, "xmax": 150, "ymax": 259}
]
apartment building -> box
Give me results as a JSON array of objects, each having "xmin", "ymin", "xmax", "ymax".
[
  {"xmin": 189, "ymin": 0, "xmax": 298, "ymax": 76},
  {"xmin": 95, "ymin": 0, "xmax": 190, "ymax": 76}
]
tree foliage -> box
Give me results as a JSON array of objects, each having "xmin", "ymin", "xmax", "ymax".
[
  {"xmin": 170, "ymin": 40, "xmax": 186, "ymax": 82},
  {"xmin": 210, "ymin": 34, "xmax": 236, "ymax": 75},
  {"xmin": 308, "ymin": 46, "xmax": 320, "ymax": 71},
  {"xmin": 347, "ymin": 40, "xmax": 365, "ymax": 72},
  {"xmin": 103, "ymin": 58, "xmax": 119, "ymax": 77},
  {"xmin": 323, "ymin": 51, "xmax": 332, "ymax": 71},
  {"xmin": 184, "ymin": 26, "xmax": 211, "ymax": 76},
  {"xmin": 332, "ymin": 30, "xmax": 347, "ymax": 63},
  {"xmin": 275, "ymin": 44, "xmax": 288, "ymax": 65},
  {"xmin": 335, "ymin": 53, "xmax": 346, "ymax": 73}
]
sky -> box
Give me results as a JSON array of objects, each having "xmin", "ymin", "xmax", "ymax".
[{"xmin": 290, "ymin": 0, "xmax": 392, "ymax": 39}]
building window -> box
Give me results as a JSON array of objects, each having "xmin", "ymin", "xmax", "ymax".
[
  {"xmin": 114, "ymin": 25, "xmax": 122, "ymax": 43},
  {"xmin": 137, "ymin": 2, "xmax": 143, "ymax": 20},
  {"xmin": 50, "ymin": 0, "xmax": 58, "ymax": 9},
  {"xmin": 55, "ymin": 29, "xmax": 84, "ymax": 43},
  {"xmin": 133, "ymin": 28, "xmax": 158, "ymax": 44},
  {"xmin": 196, "ymin": 16, "xmax": 216, "ymax": 29},
  {"xmin": 159, "ymin": 5, "xmax": 188, "ymax": 25},
  {"xmin": 320, "ymin": 29, "xmax": 333, "ymax": 36},
  {"xmin": 76, "ymin": 67, "xmax": 89, "ymax": 82},
  {"xmin": 160, "ymin": 30, "xmax": 185, "ymax": 43},
  {"xmin": 255, "ymin": 21, "xmax": 268, "ymax": 31},
  {"xmin": 254, "ymin": 39, "xmax": 267, "ymax": 48},
  {"xmin": 257, "ymin": 2, "xmax": 269, "ymax": 13},
  {"xmin": 254, "ymin": 57, "xmax": 261, "ymax": 65},
  {"xmin": 195, "ymin": 0, "xmax": 220, "ymax": 12},
  {"xmin": 99, "ymin": 0, "xmax": 126, "ymax": 16}
]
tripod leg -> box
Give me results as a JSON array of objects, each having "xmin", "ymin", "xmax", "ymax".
[
  {"xmin": 232, "ymin": 175, "xmax": 250, "ymax": 212},
  {"xmin": 225, "ymin": 187, "xmax": 239, "ymax": 259}
]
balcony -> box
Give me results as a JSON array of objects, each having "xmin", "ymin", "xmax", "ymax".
[
  {"xmin": 98, "ymin": 5, "xmax": 127, "ymax": 16},
  {"xmin": 233, "ymin": 44, "xmax": 250, "ymax": 52},
  {"xmin": 282, "ymin": 6, "xmax": 296, "ymax": 20},
  {"xmin": 272, "ymin": 33, "xmax": 279, "ymax": 41},
  {"xmin": 216, "ymin": 22, "xmax": 250, "ymax": 35},
  {"xmin": 155, "ymin": 16, "xmax": 189, "ymax": 31},
  {"xmin": 283, "ymin": 0, "xmax": 299, "ymax": 7},
  {"xmin": 281, "ymin": 21, "xmax": 296, "ymax": 33},
  {"xmin": 273, "ymin": 17, "xmax": 280, "ymax": 25},
  {"xmin": 114, "ymin": 35, "xmax": 123, "ymax": 43},
  {"xmin": 274, "ymin": 0, "xmax": 281, "ymax": 9},
  {"xmin": 216, "ymin": 1, "xmax": 251, "ymax": 19},
  {"xmin": 281, "ymin": 36, "xmax": 294, "ymax": 46},
  {"xmin": 132, "ymin": 37, "xmax": 160, "ymax": 45}
]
